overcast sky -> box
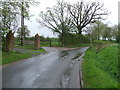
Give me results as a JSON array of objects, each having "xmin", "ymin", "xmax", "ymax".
[{"xmin": 25, "ymin": 0, "xmax": 119, "ymax": 37}]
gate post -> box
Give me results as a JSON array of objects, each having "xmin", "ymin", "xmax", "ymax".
[
  {"xmin": 5, "ymin": 31, "xmax": 14, "ymax": 52},
  {"xmin": 34, "ymin": 34, "xmax": 40, "ymax": 49}
]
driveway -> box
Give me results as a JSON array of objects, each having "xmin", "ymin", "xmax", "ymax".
[
  {"xmin": 42, "ymin": 47, "xmax": 75, "ymax": 52},
  {"xmin": 2, "ymin": 47, "xmax": 89, "ymax": 88}
]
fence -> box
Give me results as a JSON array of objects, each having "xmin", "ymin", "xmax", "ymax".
[{"xmin": 15, "ymin": 40, "xmax": 61, "ymax": 47}]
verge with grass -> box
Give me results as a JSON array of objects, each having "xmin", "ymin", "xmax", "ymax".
[
  {"xmin": 82, "ymin": 44, "xmax": 119, "ymax": 88},
  {"xmin": 2, "ymin": 45, "xmax": 46, "ymax": 65},
  {"xmin": 0, "ymin": 51, "xmax": 2, "ymax": 65},
  {"xmin": 15, "ymin": 45, "xmax": 46, "ymax": 53},
  {"xmin": 2, "ymin": 51, "xmax": 33, "ymax": 65},
  {"xmin": 66, "ymin": 43, "xmax": 90, "ymax": 48}
]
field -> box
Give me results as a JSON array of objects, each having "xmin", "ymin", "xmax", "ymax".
[
  {"xmin": 40, "ymin": 41, "xmax": 60, "ymax": 47},
  {"xmin": 82, "ymin": 44, "xmax": 119, "ymax": 88}
]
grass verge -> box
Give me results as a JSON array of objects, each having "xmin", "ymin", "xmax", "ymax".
[
  {"xmin": 0, "ymin": 51, "xmax": 2, "ymax": 65},
  {"xmin": 2, "ymin": 51, "xmax": 32, "ymax": 65},
  {"xmin": 66, "ymin": 43, "xmax": 90, "ymax": 48},
  {"xmin": 2, "ymin": 45, "xmax": 46, "ymax": 65},
  {"xmin": 82, "ymin": 44, "xmax": 119, "ymax": 88},
  {"xmin": 15, "ymin": 45, "xmax": 46, "ymax": 53}
]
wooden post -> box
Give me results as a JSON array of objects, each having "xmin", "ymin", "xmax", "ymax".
[{"xmin": 50, "ymin": 40, "xmax": 52, "ymax": 47}]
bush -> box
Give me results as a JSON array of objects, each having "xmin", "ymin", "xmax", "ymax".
[
  {"xmin": 59, "ymin": 33, "xmax": 90, "ymax": 46},
  {"xmin": 93, "ymin": 40, "xmax": 113, "ymax": 51}
]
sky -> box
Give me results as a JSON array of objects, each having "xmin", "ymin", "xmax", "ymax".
[
  {"xmin": 118, "ymin": 1, "xmax": 120, "ymax": 24},
  {"xmin": 25, "ymin": 0, "xmax": 119, "ymax": 37}
]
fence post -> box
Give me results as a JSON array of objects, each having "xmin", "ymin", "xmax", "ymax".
[{"xmin": 50, "ymin": 40, "xmax": 52, "ymax": 47}]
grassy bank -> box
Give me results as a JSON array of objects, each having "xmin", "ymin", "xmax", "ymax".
[
  {"xmin": 82, "ymin": 44, "xmax": 119, "ymax": 88},
  {"xmin": 2, "ymin": 51, "xmax": 32, "ymax": 65},
  {"xmin": 66, "ymin": 43, "xmax": 90, "ymax": 48},
  {"xmin": 0, "ymin": 52, "xmax": 2, "ymax": 65}
]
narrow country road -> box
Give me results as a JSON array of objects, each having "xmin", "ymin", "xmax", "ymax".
[{"xmin": 2, "ymin": 47, "xmax": 89, "ymax": 88}]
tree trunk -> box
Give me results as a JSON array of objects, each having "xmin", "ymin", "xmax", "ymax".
[
  {"xmin": 78, "ymin": 26, "xmax": 82, "ymax": 35},
  {"xmin": 77, "ymin": 26, "xmax": 82, "ymax": 43},
  {"xmin": 77, "ymin": 26, "xmax": 82, "ymax": 42},
  {"xmin": 61, "ymin": 34, "xmax": 64, "ymax": 47},
  {"xmin": 2, "ymin": 36, "xmax": 6, "ymax": 51},
  {"xmin": 97, "ymin": 35, "xmax": 100, "ymax": 40},
  {"xmin": 20, "ymin": 2, "xmax": 24, "ymax": 46}
]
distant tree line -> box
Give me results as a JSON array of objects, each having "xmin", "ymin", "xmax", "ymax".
[{"xmin": 84, "ymin": 21, "xmax": 119, "ymax": 43}]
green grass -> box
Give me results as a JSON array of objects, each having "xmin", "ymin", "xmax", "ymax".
[
  {"xmin": 15, "ymin": 45, "xmax": 46, "ymax": 53},
  {"xmin": 36, "ymin": 48, "xmax": 46, "ymax": 52},
  {"xmin": 51, "ymin": 42, "xmax": 60, "ymax": 47},
  {"xmin": 40, "ymin": 42, "xmax": 50, "ymax": 47},
  {"xmin": 0, "ymin": 51, "xmax": 2, "ymax": 65},
  {"xmin": 2, "ymin": 44, "xmax": 46, "ymax": 65},
  {"xmin": 66, "ymin": 43, "xmax": 90, "ymax": 48},
  {"xmin": 93, "ymin": 40, "xmax": 113, "ymax": 44},
  {"xmin": 82, "ymin": 44, "xmax": 119, "ymax": 88},
  {"xmin": 40, "ymin": 41, "xmax": 60, "ymax": 47},
  {"xmin": 15, "ymin": 45, "xmax": 35, "ymax": 50},
  {"xmin": 14, "ymin": 39, "xmax": 19, "ymax": 45},
  {"xmin": 2, "ymin": 51, "xmax": 32, "ymax": 65},
  {"xmin": 15, "ymin": 41, "xmax": 60, "ymax": 49}
]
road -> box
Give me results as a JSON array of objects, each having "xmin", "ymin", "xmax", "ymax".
[{"xmin": 2, "ymin": 47, "xmax": 89, "ymax": 88}]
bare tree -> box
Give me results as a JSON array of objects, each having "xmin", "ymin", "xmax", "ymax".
[
  {"xmin": 18, "ymin": 1, "xmax": 39, "ymax": 46},
  {"xmin": 37, "ymin": 1, "xmax": 73, "ymax": 46},
  {"xmin": 67, "ymin": 1, "xmax": 109, "ymax": 35}
]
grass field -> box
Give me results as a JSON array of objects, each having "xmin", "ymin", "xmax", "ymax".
[
  {"xmin": 82, "ymin": 44, "xmax": 119, "ymax": 88},
  {"xmin": 40, "ymin": 41, "xmax": 60, "ymax": 47},
  {"xmin": 2, "ymin": 51, "xmax": 32, "ymax": 65}
]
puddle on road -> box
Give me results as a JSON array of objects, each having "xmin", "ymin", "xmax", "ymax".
[
  {"xmin": 57, "ymin": 48, "xmax": 86, "ymax": 88},
  {"xmin": 59, "ymin": 67, "xmax": 71, "ymax": 88},
  {"xmin": 58, "ymin": 51, "xmax": 69, "ymax": 59},
  {"xmin": 58, "ymin": 57, "xmax": 79, "ymax": 88},
  {"xmin": 72, "ymin": 53, "xmax": 82, "ymax": 60}
]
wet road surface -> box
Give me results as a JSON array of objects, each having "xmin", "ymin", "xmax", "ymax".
[
  {"xmin": 3, "ymin": 47, "xmax": 89, "ymax": 88},
  {"xmin": 42, "ymin": 47, "xmax": 75, "ymax": 52}
]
